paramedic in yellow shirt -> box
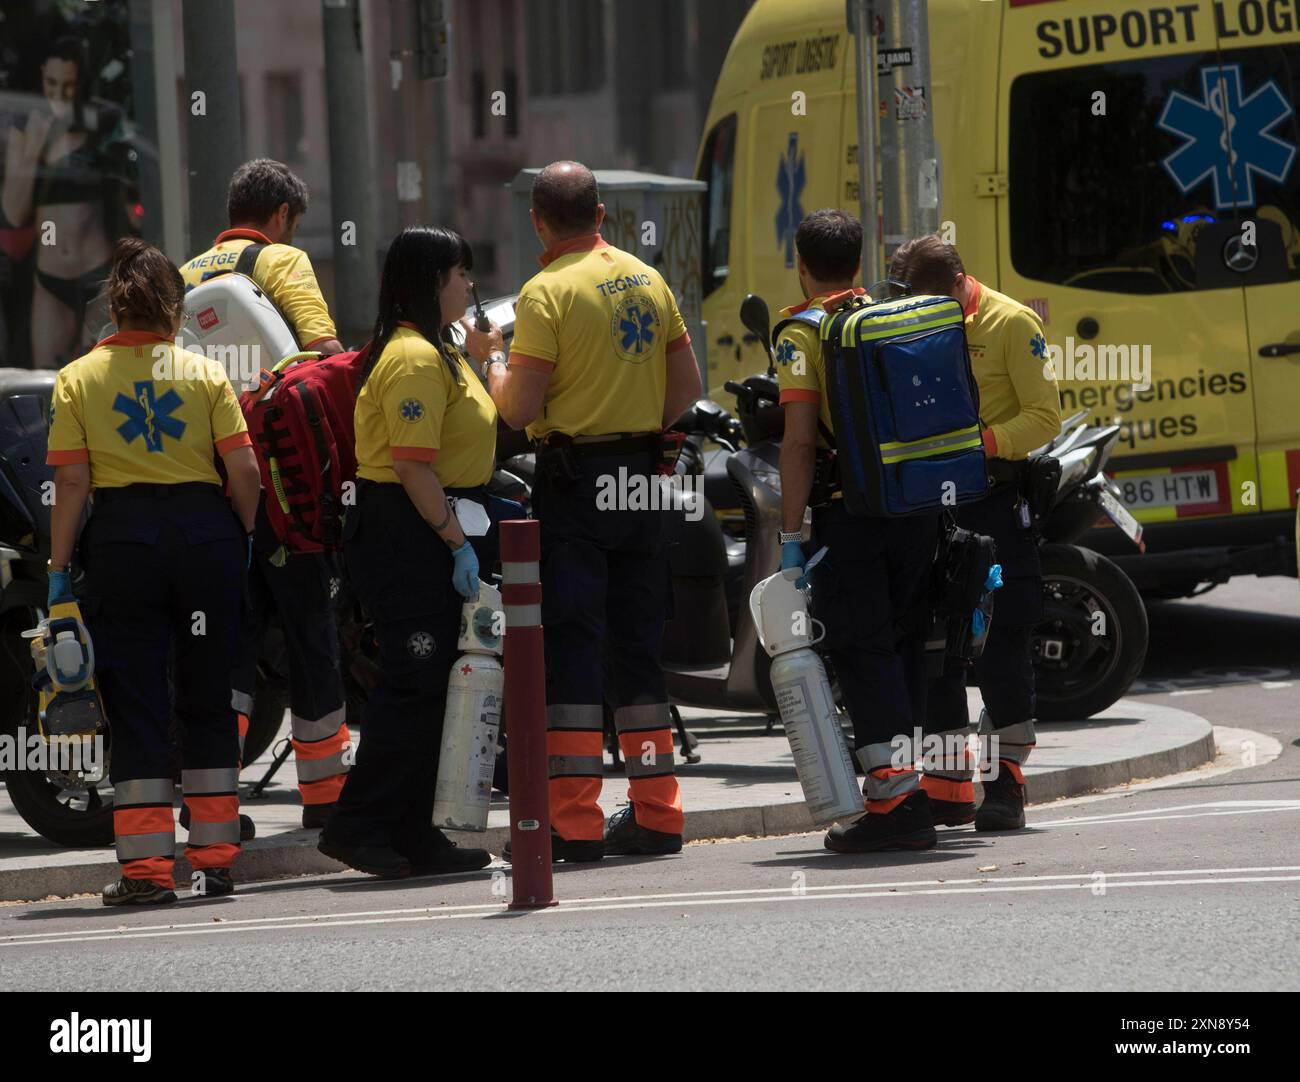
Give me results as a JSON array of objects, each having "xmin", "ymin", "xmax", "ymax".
[
  {"xmin": 774, "ymin": 209, "xmax": 941, "ymax": 855},
  {"xmin": 481, "ymin": 160, "xmax": 701, "ymax": 862},
  {"xmin": 180, "ymin": 158, "xmax": 350, "ymax": 826},
  {"xmin": 46, "ymin": 238, "xmax": 262, "ymax": 906},
  {"xmin": 890, "ymin": 234, "xmax": 1061, "ymax": 835},
  {"xmin": 317, "ymin": 226, "xmax": 495, "ymax": 880}
]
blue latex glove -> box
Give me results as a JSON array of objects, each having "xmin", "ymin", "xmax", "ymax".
[
  {"xmin": 451, "ymin": 541, "xmax": 480, "ymax": 601},
  {"xmin": 48, "ymin": 569, "xmax": 72, "ymax": 607},
  {"xmin": 986, "ymin": 563, "xmax": 1004, "ymax": 591},
  {"xmin": 780, "ymin": 539, "xmax": 806, "ymax": 575}
]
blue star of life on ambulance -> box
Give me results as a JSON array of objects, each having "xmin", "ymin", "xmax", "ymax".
[
  {"xmin": 620, "ymin": 304, "xmax": 655, "ymax": 354},
  {"xmin": 113, "ymin": 381, "xmax": 185, "ymax": 452},
  {"xmin": 1159, "ymin": 65, "xmax": 1297, "ymax": 210},
  {"xmin": 775, "ymin": 133, "xmax": 806, "ymax": 269}
]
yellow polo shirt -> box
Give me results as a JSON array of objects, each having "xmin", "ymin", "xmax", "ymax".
[
  {"xmin": 179, "ymin": 227, "xmax": 337, "ymax": 349},
  {"xmin": 509, "ymin": 234, "xmax": 691, "ymax": 440},
  {"xmin": 354, "ymin": 324, "xmax": 497, "ymax": 489},
  {"xmin": 47, "ymin": 331, "xmax": 251, "ymax": 489},
  {"xmin": 775, "ymin": 288, "xmax": 866, "ymax": 450},
  {"xmin": 963, "ymin": 277, "xmax": 1061, "ymax": 460}
]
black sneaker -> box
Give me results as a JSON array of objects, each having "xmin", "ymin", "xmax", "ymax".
[
  {"xmin": 404, "ymin": 831, "xmax": 491, "ymax": 876},
  {"xmin": 180, "ymin": 804, "xmax": 256, "ymax": 842},
  {"xmin": 824, "ymin": 791, "xmax": 937, "ymax": 853},
  {"xmin": 190, "ymin": 867, "xmax": 235, "ymax": 897},
  {"xmin": 603, "ymin": 805, "xmax": 682, "ymax": 856},
  {"xmin": 317, "ymin": 833, "xmax": 411, "ymax": 878},
  {"xmin": 502, "ymin": 830, "xmax": 604, "ymax": 864},
  {"xmin": 976, "ymin": 771, "xmax": 1026, "ymax": 832},
  {"xmin": 302, "ymin": 802, "xmax": 335, "ymax": 831},
  {"xmin": 928, "ymin": 797, "xmax": 977, "ymax": 827},
  {"xmin": 103, "ymin": 876, "xmax": 177, "ymax": 907}
]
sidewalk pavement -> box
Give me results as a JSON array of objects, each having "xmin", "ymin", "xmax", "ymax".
[{"xmin": 0, "ymin": 692, "xmax": 1215, "ymax": 902}]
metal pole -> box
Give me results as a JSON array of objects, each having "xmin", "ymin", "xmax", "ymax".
[
  {"xmin": 500, "ymin": 520, "xmax": 557, "ymax": 910},
  {"xmin": 879, "ymin": 0, "xmax": 940, "ymax": 264},
  {"xmin": 322, "ymin": 0, "xmax": 379, "ymax": 347},
  {"xmin": 849, "ymin": 0, "xmax": 881, "ymax": 288},
  {"xmin": 181, "ymin": 0, "xmax": 243, "ymax": 250},
  {"xmin": 389, "ymin": 0, "xmax": 422, "ymax": 228}
]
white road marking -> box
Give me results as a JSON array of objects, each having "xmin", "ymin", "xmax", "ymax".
[
  {"xmin": 1261, "ymin": 681, "xmax": 1293, "ymax": 690},
  {"xmin": 1031, "ymin": 800, "xmax": 1300, "ymax": 828},
  {"xmin": 1170, "ymin": 688, "xmax": 1214, "ymax": 696},
  {"xmin": 5, "ymin": 865, "xmax": 1300, "ymax": 948}
]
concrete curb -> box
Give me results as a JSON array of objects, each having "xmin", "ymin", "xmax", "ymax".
[{"xmin": 0, "ymin": 702, "xmax": 1216, "ymax": 902}]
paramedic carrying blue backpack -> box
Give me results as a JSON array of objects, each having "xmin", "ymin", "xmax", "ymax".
[
  {"xmin": 773, "ymin": 284, "xmax": 987, "ymax": 518},
  {"xmin": 773, "ymin": 284, "xmax": 1000, "ymax": 669}
]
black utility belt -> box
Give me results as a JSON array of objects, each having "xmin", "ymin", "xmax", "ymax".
[
  {"xmin": 535, "ymin": 432, "xmax": 660, "ymax": 457},
  {"xmin": 986, "ymin": 457, "xmax": 1030, "ymax": 490},
  {"xmin": 95, "ymin": 481, "xmax": 221, "ymax": 505}
]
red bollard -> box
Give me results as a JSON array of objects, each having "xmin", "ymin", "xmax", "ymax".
[{"xmin": 500, "ymin": 519, "xmax": 557, "ymax": 909}]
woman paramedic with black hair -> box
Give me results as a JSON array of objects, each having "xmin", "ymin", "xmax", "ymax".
[
  {"xmin": 317, "ymin": 226, "xmax": 502, "ymax": 879},
  {"xmin": 46, "ymin": 237, "xmax": 262, "ymax": 906}
]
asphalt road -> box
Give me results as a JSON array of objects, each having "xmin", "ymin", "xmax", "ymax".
[{"xmin": 2, "ymin": 575, "xmax": 1297, "ymax": 992}]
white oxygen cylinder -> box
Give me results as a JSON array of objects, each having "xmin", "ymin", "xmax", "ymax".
[
  {"xmin": 433, "ymin": 581, "xmax": 505, "ymax": 832},
  {"xmin": 750, "ymin": 567, "xmax": 862, "ymax": 825}
]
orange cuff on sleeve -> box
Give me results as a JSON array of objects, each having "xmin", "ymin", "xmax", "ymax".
[
  {"xmin": 982, "ymin": 428, "xmax": 998, "ymax": 456},
  {"xmin": 507, "ymin": 352, "xmax": 556, "ymax": 373},
  {"xmin": 391, "ymin": 446, "xmax": 439, "ymax": 462},
  {"xmin": 302, "ymin": 335, "xmax": 334, "ymax": 350},
  {"xmin": 779, "ymin": 389, "xmax": 821, "ymax": 405},
  {"xmin": 667, "ymin": 332, "xmax": 692, "ymax": 354},
  {"xmin": 47, "ymin": 449, "xmax": 90, "ymax": 465},
  {"xmin": 215, "ymin": 432, "xmax": 253, "ymax": 455}
]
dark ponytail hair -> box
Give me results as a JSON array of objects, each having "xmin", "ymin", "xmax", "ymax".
[
  {"xmin": 360, "ymin": 226, "xmax": 474, "ymax": 389},
  {"xmin": 107, "ymin": 237, "xmax": 186, "ymax": 332}
]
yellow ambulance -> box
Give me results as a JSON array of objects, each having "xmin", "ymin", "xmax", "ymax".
[{"xmin": 695, "ymin": 0, "xmax": 1300, "ymax": 596}]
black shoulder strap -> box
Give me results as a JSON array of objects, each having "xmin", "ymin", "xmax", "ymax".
[{"xmin": 234, "ymin": 242, "xmax": 267, "ymax": 278}]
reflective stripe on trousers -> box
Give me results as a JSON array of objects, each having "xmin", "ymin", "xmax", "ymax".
[
  {"xmin": 547, "ymin": 703, "xmax": 605, "ymax": 842},
  {"xmin": 918, "ymin": 723, "xmax": 976, "ymax": 804},
  {"xmin": 979, "ymin": 708, "xmax": 1036, "ymax": 784},
  {"xmin": 182, "ymin": 766, "xmax": 241, "ymax": 871},
  {"xmin": 614, "ymin": 703, "xmax": 683, "ymax": 834},
  {"xmin": 291, "ymin": 706, "xmax": 352, "ymax": 805},
  {"xmin": 857, "ymin": 741, "xmax": 919, "ymax": 812},
  {"xmin": 113, "ymin": 777, "xmax": 175, "ymax": 888}
]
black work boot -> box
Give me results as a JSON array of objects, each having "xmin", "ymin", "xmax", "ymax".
[
  {"xmin": 317, "ymin": 833, "xmax": 411, "ymax": 878},
  {"xmin": 191, "ymin": 867, "xmax": 235, "ymax": 897},
  {"xmin": 603, "ymin": 805, "xmax": 682, "ymax": 856},
  {"xmin": 976, "ymin": 769, "xmax": 1027, "ymax": 832},
  {"xmin": 404, "ymin": 830, "xmax": 491, "ymax": 876},
  {"xmin": 180, "ymin": 803, "xmax": 256, "ymax": 842},
  {"xmin": 103, "ymin": 876, "xmax": 177, "ymax": 907},
  {"xmin": 928, "ymin": 796, "xmax": 977, "ymax": 827},
  {"xmin": 302, "ymin": 802, "xmax": 335, "ymax": 831},
  {"xmin": 502, "ymin": 830, "xmax": 604, "ymax": 864},
  {"xmin": 824, "ymin": 790, "xmax": 937, "ymax": 853}
]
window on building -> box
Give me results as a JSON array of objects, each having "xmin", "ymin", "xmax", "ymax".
[{"xmin": 264, "ymin": 71, "xmax": 305, "ymax": 163}]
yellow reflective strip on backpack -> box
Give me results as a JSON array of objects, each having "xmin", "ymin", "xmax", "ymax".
[
  {"xmin": 856, "ymin": 312, "xmax": 963, "ymax": 344},
  {"xmin": 878, "ymin": 425, "xmax": 982, "ymax": 464}
]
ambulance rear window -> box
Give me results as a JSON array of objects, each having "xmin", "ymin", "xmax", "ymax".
[{"xmin": 1009, "ymin": 44, "xmax": 1300, "ymax": 293}]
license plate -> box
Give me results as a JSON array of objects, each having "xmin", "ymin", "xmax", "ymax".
[
  {"xmin": 1099, "ymin": 487, "xmax": 1145, "ymax": 548},
  {"xmin": 1114, "ymin": 469, "xmax": 1218, "ymax": 510}
]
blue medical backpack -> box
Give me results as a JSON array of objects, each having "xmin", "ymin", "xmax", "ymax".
[{"xmin": 775, "ymin": 293, "xmax": 987, "ymax": 517}]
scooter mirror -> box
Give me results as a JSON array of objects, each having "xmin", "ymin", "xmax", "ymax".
[{"xmin": 740, "ymin": 294, "xmax": 772, "ymax": 351}]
